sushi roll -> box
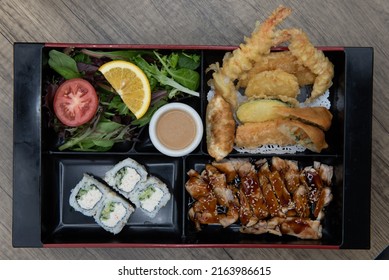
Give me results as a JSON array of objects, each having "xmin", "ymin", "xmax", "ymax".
[
  {"xmin": 130, "ymin": 176, "xmax": 171, "ymax": 219},
  {"xmin": 94, "ymin": 191, "xmax": 135, "ymax": 234},
  {"xmin": 104, "ymin": 158, "xmax": 148, "ymax": 199},
  {"xmin": 69, "ymin": 174, "xmax": 110, "ymax": 216}
]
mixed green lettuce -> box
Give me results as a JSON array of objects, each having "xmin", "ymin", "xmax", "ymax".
[{"xmin": 45, "ymin": 48, "xmax": 201, "ymax": 151}]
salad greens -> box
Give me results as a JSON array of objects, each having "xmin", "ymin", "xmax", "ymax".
[
  {"xmin": 154, "ymin": 52, "xmax": 200, "ymax": 91},
  {"xmin": 133, "ymin": 55, "xmax": 199, "ymax": 98},
  {"xmin": 48, "ymin": 50, "xmax": 82, "ymax": 80},
  {"xmin": 45, "ymin": 48, "xmax": 201, "ymax": 151},
  {"xmin": 57, "ymin": 114, "xmax": 133, "ymax": 151}
]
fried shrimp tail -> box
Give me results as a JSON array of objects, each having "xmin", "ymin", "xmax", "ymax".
[
  {"xmin": 278, "ymin": 28, "xmax": 335, "ymax": 101},
  {"xmin": 208, "ymin": 5, "xmax": 292, "ymax": 109},
  {"xmin": 221, "ymin": 5, "xmax": 292, "ymax": 79},
  {"xmin": 237, "ymin": 51, "xmax": 317, "ymax": 87}
]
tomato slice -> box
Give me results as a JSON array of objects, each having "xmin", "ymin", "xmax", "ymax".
[{"xmin": 53, "ymin": 78, "xmax": 99, "ymax": 127}]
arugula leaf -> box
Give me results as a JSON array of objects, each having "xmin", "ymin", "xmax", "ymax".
[
  {"xmin": 48, "ymin": 50, "xmax": 82, "ymax": 79},
  {"xmin": 154, "ymin": 70, "xmax": 200, "ymax": 97},
  {"xmin": 154, "ymin": 52, "xmax": 200, "ymax": 91},
  {"xmin": 133, "ymin": 56, "xmax": 199, "ymax": 97},
  {"xmin": 108, "ymin": 95, "xmax": 130, "ymax": 115}
]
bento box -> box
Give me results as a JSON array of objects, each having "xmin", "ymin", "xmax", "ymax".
[{"xmin": 13, "ymin": 42, "xmax": 373, "ymax": 249}]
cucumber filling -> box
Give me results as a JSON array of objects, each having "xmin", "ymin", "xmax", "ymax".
[
  {"xmin": 100, "ymin": 202, "xmax": 127, "ymax": 227},
  {"xmin": 115, "ymin": 167, "xmax": 141, "ymax": 193},
  {"xmin": 139, "ymin": 185, "xmax": 164, "ymax": 213},
  {"xmin": 76, "ymin": 184, "xmax": 102, "ymax": 210}
]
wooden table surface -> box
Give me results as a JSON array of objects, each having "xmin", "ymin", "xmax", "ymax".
[{"xmin": 1, "ymin": 0, "xmax": 388, "ymax": 260}]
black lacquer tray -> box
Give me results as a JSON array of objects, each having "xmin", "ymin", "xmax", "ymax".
[{"xmin": 13, "ymin": 43, "xmax": 373, "ymax": 248}]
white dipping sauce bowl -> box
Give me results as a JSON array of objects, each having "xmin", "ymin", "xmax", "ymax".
[{"xmin": 149, "ymin": 103, "xmax": 203, "ymax": 157}]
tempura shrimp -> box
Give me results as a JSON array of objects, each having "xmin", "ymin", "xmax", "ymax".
[
  {"xmin": 275, "ymin": 28, "xmax": 334, "ymax": 101},
  {"xmin": 209, "ymin": 5, "xmax": 292, "ymax": 108}
]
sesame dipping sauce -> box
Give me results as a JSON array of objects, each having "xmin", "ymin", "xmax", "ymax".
[
  {"xmin": 149, "ymin": 103, "xmax": 203, "ymax": 157},
  {"xmin": 156, "ymin": 109, "xmax": 197, "ymax": 150}
]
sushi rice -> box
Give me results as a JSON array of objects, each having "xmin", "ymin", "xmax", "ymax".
[
  {"xmin": 69, "ymin": 174, "xmax": 135, "ymax": 234},
  {"xmin": 130, "ymin": 176, "xmax": 171, "ymax": 219},
  {"xmin": 94, "ymin": 191, "xmax": 135, "ymax": 234},
  {"xmin": 69, "ymin": 174, "xmax": 110, "ymax": 217},
  {"xmin": 104, "ymin": 158, "xmax": 148, "ymax": 199}
]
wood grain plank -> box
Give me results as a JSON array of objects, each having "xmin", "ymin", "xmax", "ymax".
[{"xmin": 0, "ymin": 34, "xmax": 13, "ymax": 199}]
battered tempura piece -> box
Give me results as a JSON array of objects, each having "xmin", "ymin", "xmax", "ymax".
[
  {"xmin": 277, "ymin": 28, "xmax": 335, "ymax": 102},
  {"xmin": 210, "ymin": 65, "xmax": 239, "ymax": 109},
  {"xmin": 275, "ymin": 106, "xmax": 333, "ymax": 131},
  {"xmin": 206, "ymin": 94, "xmax": 235, "ymax": 161},
  {"xmin": 270, "ymin": 119, "xmax": 329, "ymax": 152},
  {"xmin": 294, "ymin": 120, "xmax": 329, "ymax": 151},
  {"xmin": 208, "ymin": 5, "xmax": 292, "ymax": 108},
  {"xmin": 238, "ymin": 51, "xmax": 317, "ymax": 87},
  {"xmin": 236, "ymin": 99, "xmax": 290, "ymax": 124},
  {"xmin": 236, "ymin": 120, "xmax": 291, "ymax": 148},
  {"xmin": 236, "ymin": 100, "xmax": 333, "ymax": 131},
  {"xmin": 235, "ymin": 119, "xmax": 328, "ymax": 152},
  {"xmin": 245, "ymin": 69, "xmax": 300, "ymax": 99}
]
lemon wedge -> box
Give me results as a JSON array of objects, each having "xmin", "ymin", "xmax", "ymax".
[{"xmin": 99, "ymin": 60, "xmax": 151, "ymax": 119}]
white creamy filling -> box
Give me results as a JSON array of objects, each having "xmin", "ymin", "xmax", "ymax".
[
  {"xmin": 119, "ymin": 167, "xmax": 141, "ymax": 192},
  {"xmin": 101, "ymin": 203, "xmax": 127, "ymax": 227},
  {"xmin": 77, "ymin": 188, "xmax": 103, "ymax": 210},
  {"xmin": 140, "ymin": 187, "xmax": 164, "ymax": 212}
]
